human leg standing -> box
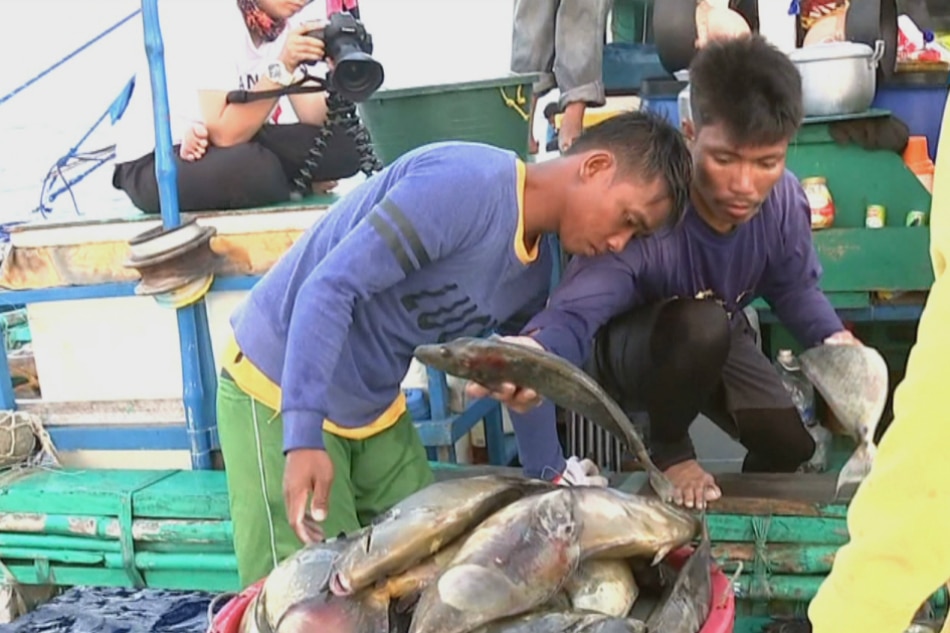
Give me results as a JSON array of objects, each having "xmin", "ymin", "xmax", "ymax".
[
  {"xmin": 216, "ymin": 373, "xmax": 362, "ymax": 588},
  {"xmin": 511, "ymin": 0, "xmax": 558, "ymax": 154},
  {"xmin": 349, "ymin": 411, "xmax": 435, "ymax": 526},
  {"xmin": 551, "ymin": 0, "xmax": 613, "ymax": 150}
]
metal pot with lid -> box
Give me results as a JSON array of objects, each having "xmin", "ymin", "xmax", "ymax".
[{"xmin": 788, "ymin": 40, "xmax": 886, "ymax": 118}]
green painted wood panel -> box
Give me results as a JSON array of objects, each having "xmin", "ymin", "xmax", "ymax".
[
  {"xmin": 0, "ymin": 469, "xmax": 176, "ymax": 517},
  {"xmin": 811, "ymin": 228, "xmax": 934, "ymax": 292},
  {"xmin": 787, "ymin": 122, "xmax": 932, "ymax": 228},
  {"xmin": 132, "ymin": 470, "xmax": 231, "ymax": 520},
  {"xmin": 782, "ymin": 118, "xmax": 935, "ymax": 298}
]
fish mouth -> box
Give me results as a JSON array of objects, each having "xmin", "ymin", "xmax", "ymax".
[{"xmin": 328, "ymin": 572, "xmax": 352, "ymax": 597}]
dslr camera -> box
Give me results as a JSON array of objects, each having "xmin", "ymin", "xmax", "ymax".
[{"xmin": 307, "ymin": 12, "xmax": 384, "ymax": 103}]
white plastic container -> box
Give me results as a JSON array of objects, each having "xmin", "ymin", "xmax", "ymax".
[{"xmin": 757, "ymin": 0, "xmax": 798, "ymax": 52}]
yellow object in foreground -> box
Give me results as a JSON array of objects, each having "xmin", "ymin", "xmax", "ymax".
[
  {"xmin": 808, "ymin": 90, "xmax": 950, "ymax": 631},
  {"xmin": 554, "ymin": 99, "xmax": 638, "ymax": 130}
]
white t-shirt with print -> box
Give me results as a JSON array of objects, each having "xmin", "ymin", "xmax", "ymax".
[{"xmin": 113, "ymin": 0, "xmax": 327, "ymax": 164}]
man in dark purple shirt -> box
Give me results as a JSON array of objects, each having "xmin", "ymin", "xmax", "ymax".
[{"xmin": 468, "ymin": 34, "xmax": 859, "ymax": 508}]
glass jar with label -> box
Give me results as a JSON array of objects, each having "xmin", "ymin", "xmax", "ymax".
[{"xmin": 802, "ymin": 176, "xmax": 835, "ymax": 229}]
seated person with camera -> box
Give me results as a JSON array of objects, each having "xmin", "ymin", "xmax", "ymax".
[{"xmin": 111, "ymin": 1, "xmax": 379, "ymax": 214}]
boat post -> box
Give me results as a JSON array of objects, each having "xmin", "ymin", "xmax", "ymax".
[{"xmin": 140, "ymin": 0, "xmax": 216, "ymax": 470}]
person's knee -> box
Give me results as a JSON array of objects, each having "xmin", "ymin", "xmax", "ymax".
[{"xmin": 652, "ymin": 298, "xmax": 730, "ymax": 360}]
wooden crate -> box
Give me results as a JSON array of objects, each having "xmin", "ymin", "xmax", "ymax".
[{"xmin": 637, "ymin": 472, "xmax": 948, "ymax": 622}]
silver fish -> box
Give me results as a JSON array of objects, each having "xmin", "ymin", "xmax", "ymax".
[
  {"xmin": 239, "ymin": 537, "xmax": 390, "ymax": 633},
  {"xmin": 644, "ymin": 519, "xmax": 712, "ymax": 633},
  {"xmin": 573, "ymin": 487, "xmax": 699, "ymax": 565},
  {"xmin": 471, "ymin": 611, "xmax": 647, "ymax": 633},
  {"xmin": 798, "ymin": 343, "xmax": 889, "ymax": 497},
  {"xmin": 409, "ymin": 488, "xmax": 581, "ymax": 633},
  {"xmin": 329, "ymin": 474, "xmax": 552, "ymax": 596},
  {"xmin": 563, "ymin": 559, "xmax": 639, "ymax": 618},
  {"xmin": 413, "ymin": 337, "xmax": 676, "ymax": 502}
]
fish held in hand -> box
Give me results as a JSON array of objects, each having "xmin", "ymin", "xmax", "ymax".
[
  {"xmin": 573, "ymin": 487, "xmax": 699, "ymax": 565},
  {"xmin": 413, "ymin": 337, "xmax": 676, "ymax": 502},
  {"xmin": 798, "ymin": 343, "xmax": 888, "ymax": 497},
  {"xmin": 329, "ymin": 474, "xmax": 551, "ymax": 596},
  {"xmin": 409, "ymin": 488, "xmax": 582, "ymax": 633}
]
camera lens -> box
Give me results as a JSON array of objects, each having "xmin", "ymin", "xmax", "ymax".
[{"xmin": 332, "ymin": 54, "xmax": 384, "ymax": 102}]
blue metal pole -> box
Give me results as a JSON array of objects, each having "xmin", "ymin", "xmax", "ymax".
[
  {"xmin": 140, "ymin": 0, "xmax": 180, "ymax": 228},
  {"xmin": 0, "ymin": 334, "xmax": 16, "ymax": 411},
  {"xmin": 141, "ymin": 0, "xmax": 212, "ymax": 469},
  {"xmin": 194, "ymin": 300, "xmax": 219, "ymax": 447}
]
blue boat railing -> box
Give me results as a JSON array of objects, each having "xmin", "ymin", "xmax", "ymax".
[
  {"xmin": 135, "ymin": 0, "xmax": 217, "ymax": 469},
  {"xmin": 0, "ymin": 2, "xmax": 218, "ymax": 469}
]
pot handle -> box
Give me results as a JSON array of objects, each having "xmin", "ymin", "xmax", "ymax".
[{"xmin": 869, "ymin": 39, "xmax": 886, "ymax": 67}]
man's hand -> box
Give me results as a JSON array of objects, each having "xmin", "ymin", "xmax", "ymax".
[
  {"xmin": 283, "ymin": 448, "xmax": 334, "ymax": 544},
  {"xmin": 824, "ymin": 330, "xmax": 861, "ymax": 346},
  {"xmin": 463, "ymin": 335, "xmax": 545, "ymax": 413},
  {"xmin": 280, "ymin": 22, "xmax": 327, "ymax": 70},
  {"xmin": 554, "ymin": 456, "xmax": 609, "ymax": 487}
]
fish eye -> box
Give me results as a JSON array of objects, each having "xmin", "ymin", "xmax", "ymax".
[{"xmin": 439, "ymin": 347, "xmax": 451, "ymax": 358}]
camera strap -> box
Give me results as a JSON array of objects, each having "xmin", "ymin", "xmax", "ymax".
[{"xmin": 225, "ymin": 73, "xmax": 328, "ymax": 105}]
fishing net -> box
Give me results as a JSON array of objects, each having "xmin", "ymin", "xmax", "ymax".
[
  {"xmin": 0, "ymin": 410, "xmax": 59, "ymax": 473},
  {"xmin": 0, "ymin": 410, "xmax": 61, "ymax": 624}
]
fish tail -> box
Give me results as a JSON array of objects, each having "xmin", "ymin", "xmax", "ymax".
[{"xmin": 834, "ymin": 442, "xmax": 874, "ymax": 499}]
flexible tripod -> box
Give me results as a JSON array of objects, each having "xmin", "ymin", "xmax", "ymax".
[
  {"xmin": 226, "ymin": 73, "xmax": 385, "ymax": 200},
  {"xmin": 289, "ymin": 87, "xmax": 384, "ymax": 199}
]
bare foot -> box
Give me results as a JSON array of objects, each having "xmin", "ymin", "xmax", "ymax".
[
  {"xmin": 179, "ymin": 122, "xmax": 208, "ymax": 162},
  {"xmin": 312, "ymin": 180, "xmax": 338, "ymax": 195},
  {"xmin": 664, "ymin": 459, "xmax": 722, "ymax": 510},
  {"xmin": 558, "ymin": 102, "xmax": 586, "ymax": 153}
]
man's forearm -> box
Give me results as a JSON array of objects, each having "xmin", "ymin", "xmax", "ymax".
[
  {"xmin": 510, "ymin": 401, "xmax": 566, "ymax": 479},
  {"xmin": 769, "ymin": 286, "xmax": 843, "ymax": 348}
]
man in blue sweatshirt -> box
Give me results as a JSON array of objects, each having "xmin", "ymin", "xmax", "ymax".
[
  {"xmin": 469, "ymin": 35, "xmax": 859, "ymax": 510},
  {"xmin": 214, "ymin": 112, "xmax": 693, "ymax": 588}
]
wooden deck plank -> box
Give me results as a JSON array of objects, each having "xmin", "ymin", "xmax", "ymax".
[{"xmin": 637, "ymin": 472, "xmax": 853, "ymax": 510}]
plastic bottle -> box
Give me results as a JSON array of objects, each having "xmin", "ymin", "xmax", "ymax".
[
  {"xmin": 677, "ymin": 81, "xmax": 691, "ymax": 128},
  {"xmin": 902, "ymin": 136, "xmax": 935, "ymax": 194},
  {"xmin": 774, "ymin": 349, "xmax": 831, "ymax": 472}
]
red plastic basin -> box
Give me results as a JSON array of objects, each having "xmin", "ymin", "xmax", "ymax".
[
  {"xmin": 214, "ymin": 549, "xmax": 736, "ymax": 633},
  {"xmin": 666, "ymin": 546, "xmax": 736, "ymax": 633}
]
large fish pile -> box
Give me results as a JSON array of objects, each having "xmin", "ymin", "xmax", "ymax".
[{"xmin": 239, "ymin": 475, "xmax": 712, "ymax": 633}]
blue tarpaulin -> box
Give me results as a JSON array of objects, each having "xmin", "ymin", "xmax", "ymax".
[{"xmin": 0, "ymin": 587, "xmax": 221, "ymax": 633}]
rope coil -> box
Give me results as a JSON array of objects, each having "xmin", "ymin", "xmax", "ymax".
[{"xmin": 750, "ymin": 514, "xmax": 773, "ymax": 601}]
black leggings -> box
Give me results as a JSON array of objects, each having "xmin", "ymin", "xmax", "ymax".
[
  {"xmin": 113, "ymin": 123, "xmax": 362, "ymax": 214},
  {"xmin": 588, "ymin": 298, "xmax": 816, "ymax": 473}
]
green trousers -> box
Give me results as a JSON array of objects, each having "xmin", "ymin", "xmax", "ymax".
[{"xmin": 216, "ymin": 374, "xmax": 434, "ymax": 588}]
